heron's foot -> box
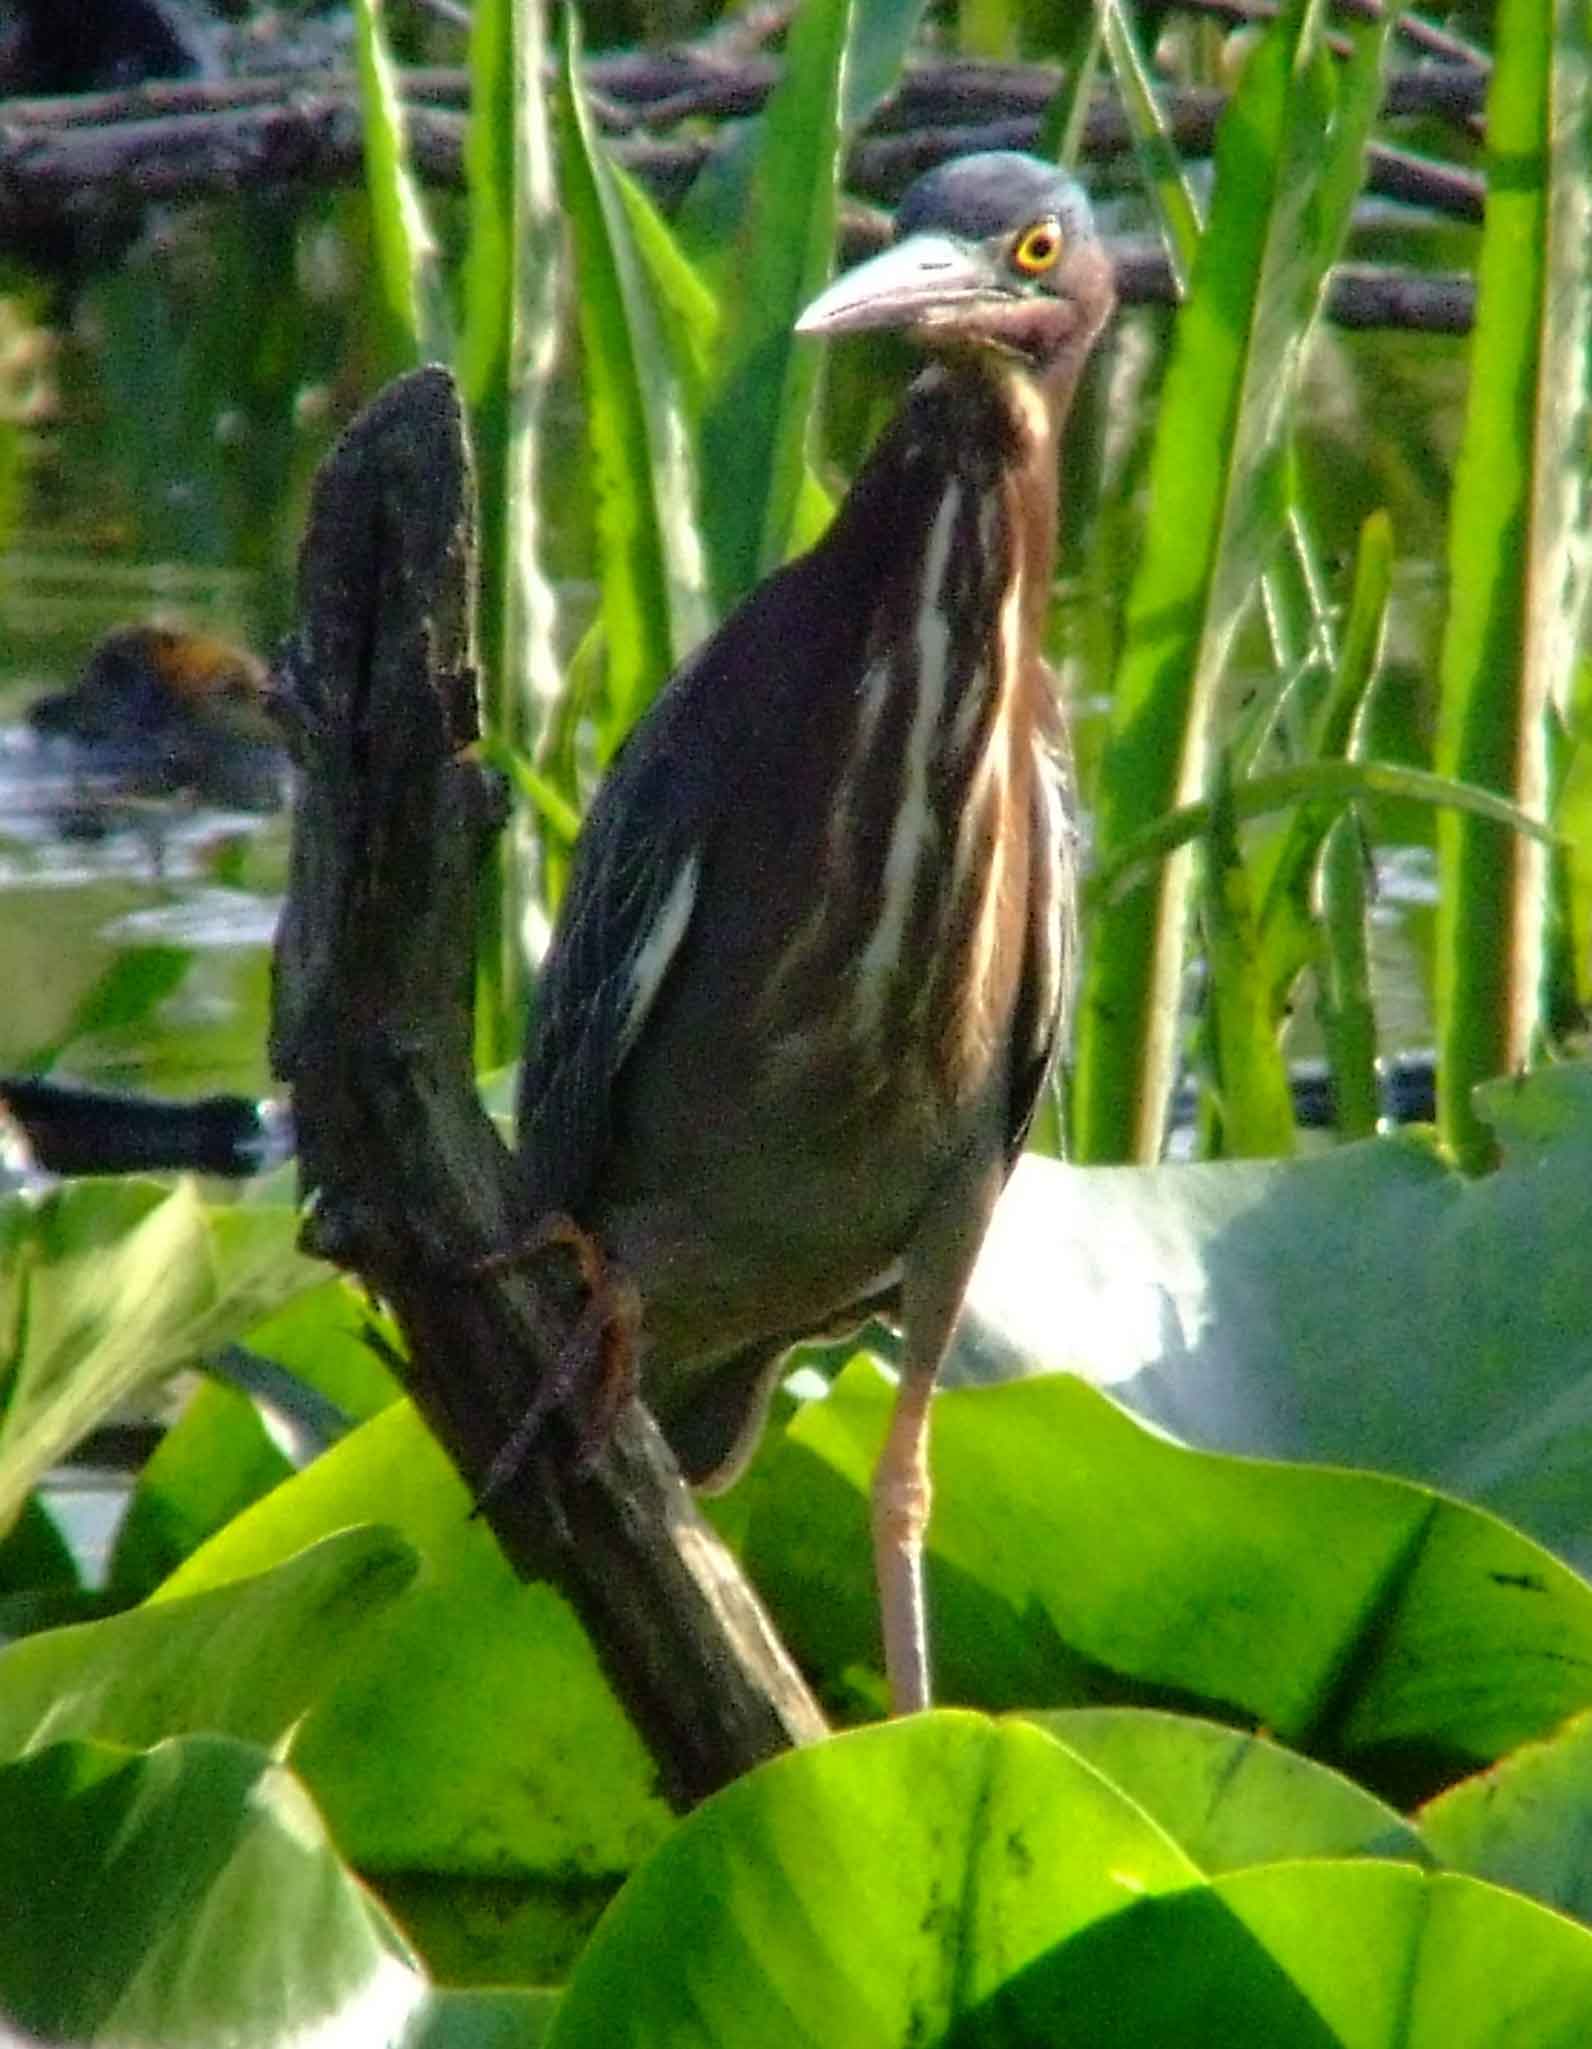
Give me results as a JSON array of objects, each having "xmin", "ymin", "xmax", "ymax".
[
  {"xmin": 473, "ymin": 1213, "xmax": 643, "ymax": 1508},
  {"xmin": 474, "ymin": 1209, "xmax": 606, "ymax": 1290}
]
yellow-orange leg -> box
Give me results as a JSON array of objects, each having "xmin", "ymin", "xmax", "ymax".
[
  {"xmin": 874, "ymin": 1155, "xmax": 1005, "ymax": 1714},
  {"xmin": 870, "ymin": 1362, "xmax": 936, "ymax": 1715}
]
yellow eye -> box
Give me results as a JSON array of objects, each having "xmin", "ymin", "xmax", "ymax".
[{"xmin": 1013, "ymin": 220, "xmax": 1063, "ymax": 275}]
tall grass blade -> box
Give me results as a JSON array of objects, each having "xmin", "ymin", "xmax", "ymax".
[
  {"xmin": 698, "ymin": 0, "xmax": 851, "ymax": 609},
  {"xmin": 557, "ymin": 18, "xmax": 712, "ymax": 760},
  {"xmin": 1433, "ymin": 0, "xmax": 1592, "ymax": 1169},
  {"xmin": 842, "ymin": 0, "xmax": 929, "ymax": 131},
  {"xmin": 609, "ymin": 178, "xmax": 719, "ymax": 415},
  {"xmin": 1098, "ymin": 0, "xmax": 1347, "ymax": 738},
  {"xmin": 1253, "ymin": 509, "xmax": 1394, "ymax": 1025},
  {"xmin": 1100, "ymin": 0, "xmax": 1344, "ymax": 743},
  {"xmin": 458, "ymin": 0, "xmax": 562, "ymax": 1065},
  {"xmin": 1071, "ymin": 0, "xmax": 1387, "ymax": 1163},
  {"xmin": 1087, "ymin": 759, "xmax": 1557, "ymax": 911},
  {"xmin": 350, "ymin": 0, "xmax": 452, "ymax": 367},
  {"xmin": 1039, "ymin": 9, "xmax": 1104, "ymax": 170},
  {"xmin": 1248, "ymin": 488, "xmax": 1336, "ymax": 759},
  {"xmin": 1318, "ymin": 812, "xmax": 1378, "ymax": 1140},
  {"xmin": 1192, "ymin": 506, "xmax": 1390, "ymax": 1153},
  {"xmin": 1096, "ymin": 0, "xmax": 1201, "ymax": 290},
  {"xmin": 1197, "ymin": 758, "xmax": 1299, "ymax": 1157},
  {"xmin": 1305, "ymin": 512, "xmax": 1391, "ymax": 1143}
]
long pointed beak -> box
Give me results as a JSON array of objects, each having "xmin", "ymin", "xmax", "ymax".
[{"xmin": 796, "ymin": 233, "xmax": 997, "ymax": 338}]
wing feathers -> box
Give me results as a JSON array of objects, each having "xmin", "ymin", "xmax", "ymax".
[
  {"xmin": 617, "ymin": 850, "xmax": 701, "ymax": 1063},
  {"xmin": 516, "ymin": 731, "xmax": 708, "ymax": 1214},
  {"xmin": 1004, "ymin": 722, "xmax": 1077, "ymax": 1164}
]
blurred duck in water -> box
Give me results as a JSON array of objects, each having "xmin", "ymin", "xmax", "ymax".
[{"xmin": 26, "ymin": 622, "xmax": 286, "ymax": 813}]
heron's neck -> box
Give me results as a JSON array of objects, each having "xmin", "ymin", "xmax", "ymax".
[
  {"xmin": 906, "ymin": 358, "xmax": 1070, "ymax": 645},
  {"xmin": 801, "ymin": 356, "xmax": 1065, "ymax": 1062}
]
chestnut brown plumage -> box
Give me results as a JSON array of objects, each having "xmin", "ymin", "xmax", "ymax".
[{"xmin": 511, "ymin": 152, "xmax": 1115, "ymax": 1713}]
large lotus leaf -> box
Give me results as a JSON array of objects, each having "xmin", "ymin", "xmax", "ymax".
[
  {"xmin": 0, "ymin": 1523, "xmax": 415, "ymax": 1760},
  {"xmin": 156, "ymin": 1397, "xmax": 671, "ymax": 1891},
  {"xmin": 0, "ymin": 1733, "xmax": 425, "ymax": 2046},
  {"xmin": 961, "ymin": 1065, "xmax": 1592, "ymax": 1572},
  {"xmin": 1030, "ymin": 1708, "xmax": 1424, "ymax": 1872},
  {"xmin": 0, "ymin": 1732, "xmax": 554, "ymax": 2049},
  {"xmin": 108, "ymin": 1277, "xmax": 401, "ymax": 1598},
  {"xmin": 106, "ymin": 1378, "xmax": 297, "ymax": 1598},
  {"xmin": 0, "ymin": 1176, "xmax": 315, "ymax": 1535},
  {"xmin": 1420, "ymin": 1707, "xmax": 1592, "ymax": 1927},
  {"xmin": 969, "ymin": 1859, "xmax": 1592, "ymax": 2046},
  {"xmin": 549, "ymin": 1713, "xmax": 1592, "ymax": 2046},
  {"xmin": 746, "ymin": 1361, "xmax": 1592, "ymax": 1796},
  {"xmin": 547, "ymin": 1712, "xmax": 1200, "ymax": 2048}
]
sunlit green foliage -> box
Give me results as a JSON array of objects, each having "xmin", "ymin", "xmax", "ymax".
[{"xmin": 3, "ymin": 0, "xmax": 1592, "ymax": 2037}]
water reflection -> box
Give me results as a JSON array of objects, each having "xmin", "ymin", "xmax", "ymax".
[{"xmin": 0, "ymin": 578, "xmax": 288, "ymax": 1099}]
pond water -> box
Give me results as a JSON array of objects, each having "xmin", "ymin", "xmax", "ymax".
[{"xmin": 0, "ymin": 556, "xmax": 284, "ymax": 1105}]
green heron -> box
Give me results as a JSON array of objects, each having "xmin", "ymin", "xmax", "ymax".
[{"xmin": 509, "ymin": 151, "xmax": 1115, "ymax": 1714}]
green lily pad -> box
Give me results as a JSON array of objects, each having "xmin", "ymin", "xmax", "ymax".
[
  {"xmin": 0, "ymin": 1732, "xmax": 556, "ymax": 2047},
  {"xmin": 106, "ymin": 1276, "xmax": 401, "ymax": 1598},
  {"xmin": 106, "ymin": 1378, "xmax": 297, "ymax": 1599},
  {"xmin": 969, "ymin": 1859, "xmax": 1592, "ymax": 2046},
  {"xmin": 1421, "ymin": 1707, "xmax": 1592, "ymax": 1927},
  {"xmin": 548, "ymin": 1712, "xmax": 1198, "ymax": 2047},
  {"xmin": 157, "ymin": 1398, "xmax": 671, "ymax": 1887},
  {"xmin": 0, "ymin": 1178, "xmax": 315, "ymax": 1537},
  {"xmin": 960, "ymin": 1067, "xmax": 1592, "ymax": 1577},
  {"xmin": 549, "ymin": 1711, "xmax": 1592, "ymax": 2045},
  {"xmin": 1029, "ymin": 1707, "xmax": 1424, "ymax": 1872},
  {"xmin": 0, "ymin": 1522, "xmax": 416, "ymax": 1760},
  {"xmin": 0, "ymin": 1733, "xmax": 426, "ymax": 2047},
  {"xmin": 748, "ymin": 1363, "xmax": 1592, "ymax": 1797}
]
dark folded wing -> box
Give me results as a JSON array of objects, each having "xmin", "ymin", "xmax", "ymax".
[
  {"xmin": 516, "ymin": 732, "xmax": 708, "ymax": 1216},
  {"xmin": 1005, "ymin": 700, "xmax": 1079, "ymax": 1164}
]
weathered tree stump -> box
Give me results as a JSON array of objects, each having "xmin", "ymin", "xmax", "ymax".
[{"xmin": 268, "ymin": 365, "xmax": 826, "ymax": 1808}]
